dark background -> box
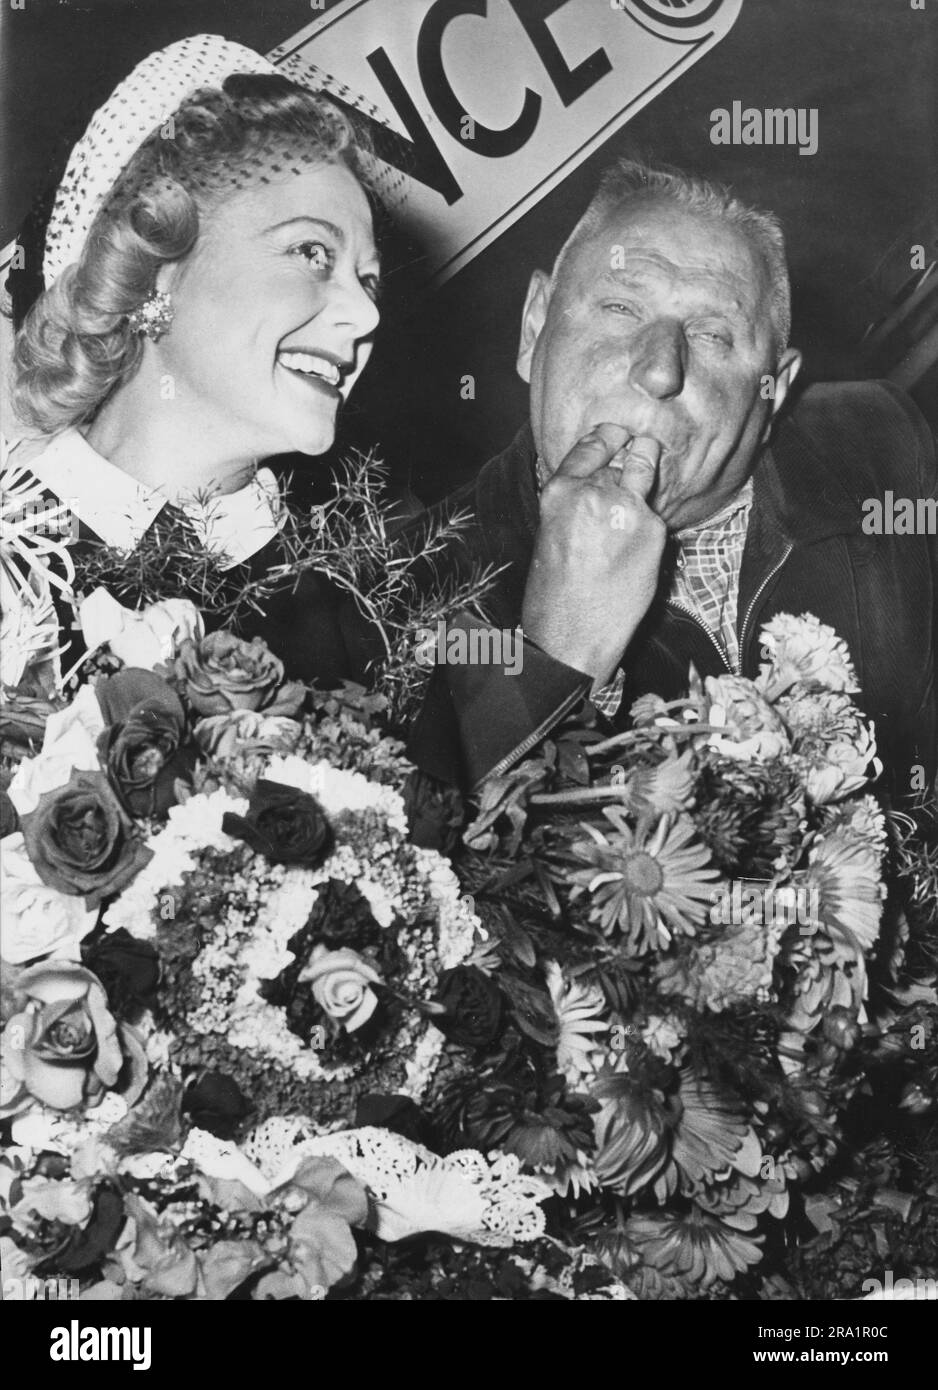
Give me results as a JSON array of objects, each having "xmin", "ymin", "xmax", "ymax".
[{"xmin": 2, "ymin": 0, "xmax": 936, "ymax": 501}]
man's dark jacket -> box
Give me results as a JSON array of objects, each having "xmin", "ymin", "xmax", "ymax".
[{"xmin": 407, "ymin": 380, "xmax": 938, "ymax": 802}]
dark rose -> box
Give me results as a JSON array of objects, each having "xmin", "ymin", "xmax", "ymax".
[
  {"xmin": 354, "ymin": 1093, "xmax": 434, "ymax": 1147},
  {"xmin": 221, "ymin": 779, "xmax": 332, "ymax": 867},
  {"xmin": 21, "ymin": 769, "xmax": 152, "ymax": 908},
  {"xmin": 1, "ymin": 789, "xmax": 19, "ymax": 837},
  {"xmin": 182, "ymin": 1071, "xmax": 253, "ymax": 1140},
  {"xmin": 173, "ymin": 631, "xmax": 304, "ymax": 718},
  {"xmin": 435, "ymin": 966, "xmax": 504, "ymax": 1050},
  {"xmin": 82, "ymin": 928, "xmax": 160, "ymax": 1017},
  {"xmin": 306, "ymin": 878, "xmax": 381, "ymax": 949},
  {"xmin": 402, "ymin": 769, "xmax": 465, "ymax": 855},
  {"xmin": 96, "ymin": 669, "xmax": 195, "ymax": 819}
]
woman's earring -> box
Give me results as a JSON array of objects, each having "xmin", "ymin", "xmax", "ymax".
[{"xmin": 127, "ymin": 290, "xmax": 174, "ymax": 341}]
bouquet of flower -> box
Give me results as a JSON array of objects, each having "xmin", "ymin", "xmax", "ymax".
[
  {"xmin": 426, "ymin": 613, "xmax": 936, "ymax": 1298},
  {"xmin": 0, "ymin": 616, "xmax": 563, "ymax": 1300},
  {"xmin": 1, "ymin": 584, "xmax": 933, "ymax": 1300}
]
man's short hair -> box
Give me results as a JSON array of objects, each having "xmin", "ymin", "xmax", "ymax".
[{"xmin": 552, "ymin": 158, "xmax": 792, "ymax": 354}]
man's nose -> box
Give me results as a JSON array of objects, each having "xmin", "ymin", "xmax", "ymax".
[{"xmin": 627, "ymin": 322, "xmax": 685, "ymax": 400}]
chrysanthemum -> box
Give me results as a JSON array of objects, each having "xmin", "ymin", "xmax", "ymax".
[
  {"xmin": 656, "ymin": 918, "xmax": 786, "ymax": 1013},
  {"xmin": 693, "ymin": 758, "xmax": 806, "ymax": 878},
  {"xmin": 624, "ymin": 1207, "xmax": 765, "ymax": 1289},
  {"xmin": 820, "ymin": 794, "xmax": 887, "ymax": 858},
  {"xmin": 545, "ymin": 962, "xmax": 609, "ymax": 1084},
  {"xmin": 778, "ymin": 690, "xmax": 881, "ymax": 804},
  {"xmin": 568, "ymin": 810, "xmax": 719, "ymax": 955},
  {"xmin": 619, "ymin": 749, "xmax": 697, "ymax": 817},
  {"xmin": 756, "ymin": 612, "xmax": 859, "ymax": 699},
  {"xmin": 704, "ymin": 675, "xmax": 790, "ymax": 762},
  {"xmin": 800, "ymin": 828, "xmax": 885, "ymax": 958}
]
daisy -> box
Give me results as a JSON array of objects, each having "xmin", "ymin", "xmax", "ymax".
[
  {"xmin": 800, "ymin": 828, "xmax": 885, "ymax": 959},
  {"xmin": 568, "ymin": 810, "xmax": 719, "ymax": 955},
  {"xmin": 625, "ymin": 1207, "xmax": 765, "ymax": 1289},
  {"xmin": 665, "ymin": 1069, "xmax": 762, "ymax": 1190},
  {"xmin": 545, "ymin": 962, "xmax": 608, "ymax": 1083}
]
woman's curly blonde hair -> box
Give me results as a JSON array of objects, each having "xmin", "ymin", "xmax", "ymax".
[{"xmin": 11, "ymin": 74, "xmax": 375, "ymax": 436}]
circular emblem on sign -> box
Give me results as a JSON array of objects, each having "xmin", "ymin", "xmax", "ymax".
[{"xmin": 621, "ymin": 0, "xmax": 727, "ymax": 34}]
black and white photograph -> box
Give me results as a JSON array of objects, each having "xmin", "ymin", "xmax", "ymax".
[{"xmin": 0, "ymin": 0, "xmax": 936, "ymax": 1339}]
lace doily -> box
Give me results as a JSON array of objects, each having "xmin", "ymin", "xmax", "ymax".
[{"xmin": 239, "ymin": 1121, "xmax": 549, "ymax": 1247}]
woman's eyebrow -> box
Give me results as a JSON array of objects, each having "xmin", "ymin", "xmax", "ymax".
[{"xmin": 264, "ymin": 216, "xmax": 346, "ymax": 243}]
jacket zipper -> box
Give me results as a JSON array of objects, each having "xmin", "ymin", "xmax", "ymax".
[
  {"xmin": 479, "ymin": 679, "xmax": 589, "ymax": 786},
  {"xmin": 666, "ymin": 599, "xmax": 733, "ymax": 672},
  {"xmin": 666, "ymin": 540, "xmax": 795, "ymax": 678},
  {"xmin": 737, "ymin": 542, "xmax": 794, "ymax": 668}
]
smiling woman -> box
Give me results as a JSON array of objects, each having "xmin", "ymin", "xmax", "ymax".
[{"xmin": 4, "ymin": 34, "xmax": 389, "ymax": 688}]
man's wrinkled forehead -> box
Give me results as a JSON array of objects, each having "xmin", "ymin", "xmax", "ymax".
[{"xmin": 554, "ymin": 196, "xmax": 774, "ymax": 332}]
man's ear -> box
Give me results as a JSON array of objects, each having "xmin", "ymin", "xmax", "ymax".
[
  {"xmin": 764, "ymin": 347, "xmax": 803, "ymax": 435},
  {"xmin": 516, "ymin": 269, "xmax": 551, "ymax": 384}
]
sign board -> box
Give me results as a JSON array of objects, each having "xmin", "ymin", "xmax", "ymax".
[{"xmin": 270, "ymin": 0, "xmax": 744, "ymax": 282}]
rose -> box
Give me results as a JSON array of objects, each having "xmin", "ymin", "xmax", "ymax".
[
  {"xmin": 2, "ymin": 962, "xmax": 147, "ymax": 1112},
  {"xmin": 181, "ymin": 1071, "xmax": 253, "ymax": 1140},
  {"xmin": 79, "ymin": 589, "xmax": 203, "ymax": 669},
  {"xmin": 402, "ymin": 769, "xmax": 466, "ymax": 855},
  {"xmin": 172, "ymin": 631, "xmax": 304, "ymax": 718},
  {"xmin": 81, "ymin": 928, "xmax": 160, "ymax": 1016},
  {"xmin": 194, "ymin": 709, "xmax": 302, "ymax": 761},
  {"xmin": 354, "ymin": 1093, "xmax": 433, "ymax": 1147},
  {"xmin": 0, "ymin": 833, "xmax": 98, "ymax": 965},
  {"xmin": 434, "ymin": 965, "xmax": 504, "ymax": 1049},
  {"xmin": 299, "ymin": 946, "xmax": 382, "ymax": 1032},
  {"xmin": 704, "ymin": 674, "xmax": 790, "ymax": 762},
  {"xmin": 21, "ymin": 769, "xmax": 152, "ymax": 908},
  {"xmin": 221, "ymin": 779, "xmax": 332, "ymax": 868},
  {"xmin": 96, "ymin": 669, "xmax": 195, "ymax": 819},
  {"xmin": 7, "ymin": 684, "xmax": 104, "ymax": 818}
]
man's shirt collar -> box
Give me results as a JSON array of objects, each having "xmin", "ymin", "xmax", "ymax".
[{"xmin": 27, "ymin": 428, "xmax": 283, "ymax": 567}]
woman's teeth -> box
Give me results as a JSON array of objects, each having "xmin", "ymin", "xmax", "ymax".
[{"xmin": 279, "ymin": 351, "xmax": 342, "ymax": 386}]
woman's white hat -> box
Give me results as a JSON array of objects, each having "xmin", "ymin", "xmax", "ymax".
[{"xmin": 43, "ymin": 34, "xmax": 278, "ymax": 287}]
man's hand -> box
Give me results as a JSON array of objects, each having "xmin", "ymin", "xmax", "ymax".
[{"xmin": 522, "ymin": 423, "xmax": 666, "ymax": 686}]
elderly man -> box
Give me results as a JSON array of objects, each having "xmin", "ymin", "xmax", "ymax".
[{"xmin": 410, "ymin": 159, "xmax": 937, "ymax": 801}]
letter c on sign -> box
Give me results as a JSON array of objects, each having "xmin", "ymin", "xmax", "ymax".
[{"xmin": 418, "ymin": 0, "xmax": 542, "ymax": 157}]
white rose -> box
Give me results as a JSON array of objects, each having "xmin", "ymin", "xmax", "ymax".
[
  {"xmin": 0, "ymin": 833, "xmax": 98, "ymax": 964},
  {"xmin": 7, "ymin": 683, "xmax": 104, "ymax": 816},
  {"xmin": 79, "ymin": 588, "xmax": 203, "ymax": 669},
  {"xmin": 298, "ymin": 946, "xmax": 382, "ymax": 1032}
]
